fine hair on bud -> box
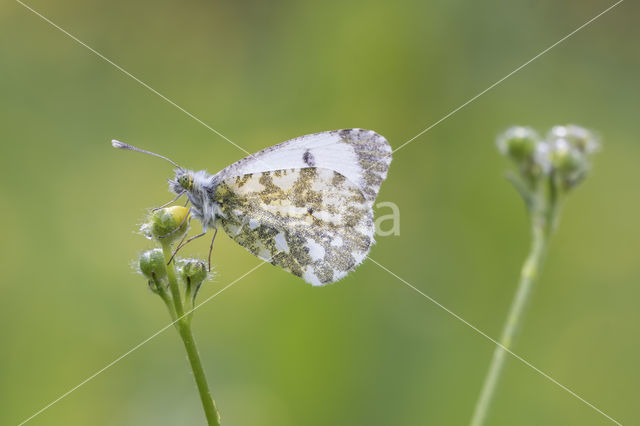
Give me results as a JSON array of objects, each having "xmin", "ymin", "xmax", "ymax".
[
  {"xmin": 139, "ymin": 248, "xmax": 168, "ymax": 281},
  {"xmin": 497, "ymin": 126, "xmax": 545, "ymax": 185},
  {"xmin": 141, "ymin": 206, "xmax": 191, "ymax": 243},
  {"xmin": 176, "ymin": 258, "xmax": 213, "ymax": 303},
  {"xmin": 496, "ymin": 126, "xmax": 541, "ymax": 162}
]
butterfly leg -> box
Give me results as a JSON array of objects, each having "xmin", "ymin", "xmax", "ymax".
[
  {"xmin": 167, "ymin": 230, "xmax": 191, "ymax": 263},
  {"xmin": 208, "ymin": 228, "xmax": 218, "ymax": 271},
  {"xmin": 159, "ymin": 207, "xmax": 192, "ymax": 239},
  {"xmin": 151, "ymin": 191, "xmax": 185, "ymax": 212},
  {"xmin": 168, "ymin": 231, "xmax": 206, "ymax": 264}
]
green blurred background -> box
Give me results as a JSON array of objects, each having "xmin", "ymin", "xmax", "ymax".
[{"xmin": 1, "ymin": 0, "xmax": 638, "ymax": 425}]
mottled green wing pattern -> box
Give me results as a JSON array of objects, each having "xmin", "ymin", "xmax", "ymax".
[{"xmin": 213, "ymin": 168, "xmax": 374, "ymax": 286}]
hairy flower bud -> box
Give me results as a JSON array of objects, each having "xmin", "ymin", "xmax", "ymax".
[
  {"xmin": 548, "ymin": 125, "xmax": 599, "ymax": 155},
  {"xmin": 139, "ymin": 248, "xmax": 168, "ymax": 281},
  {"xmin": 496, "ymin": 126, "xmax": 540, "ymax": 162},
  {"xmin": 180, "ymin": 259, "xmax": 208, "ymax": 284},
  {"xmin": 141, "ymin": 206, "xmax": 190, "ymax": 242},
  {"xmin": 497, "ymin": 126, "xmax": 546, "ymax": 185},
  {"xmin": 549, "ymin": 138, "xmax": 589, "ymax": 188},
  {"xmin": 176, "ymin": 259, "xmax": 209, "ymax": 303}
]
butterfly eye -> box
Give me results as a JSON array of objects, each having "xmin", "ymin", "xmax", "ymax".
[{"xmin": 178, "ymin": 175, "xmax": 192, "ymax": 190}]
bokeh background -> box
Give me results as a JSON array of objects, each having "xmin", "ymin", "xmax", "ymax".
[{"xmin": 1, "ymin": 0, "xmax": 638, "ymax": 425}]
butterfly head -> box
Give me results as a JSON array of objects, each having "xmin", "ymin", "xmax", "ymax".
[
  {"xmin": 170, "ymin": 169, "xmax": 211, "ymax": 212},
  {"xmin": 174, "ymin": 170, "xmax": 194, "ymax": 191}
]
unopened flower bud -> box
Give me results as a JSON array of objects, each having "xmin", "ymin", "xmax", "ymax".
[
  {"xmin": 549, "ymin": 138, "xmax": 589, "ymax": 188},
  {"xmin": 181, "ymin": 259, "xmax": 207, "ymax": 283},
  {"xmin": 139, "ymin": 248, "xmax": 167, "ymax": 281},
  {"xmin": 497, "ymin": 126, "xmax": 548, "ymax": 186},
  {"xmin": 496, "ymin": 126, "xmax": 540, "ymax": 162},
  {"xmin": 177, "ymin": 259, "xmax": 209, "ymax": 302},
  {"xmin": 142, "ymin": 206, "xmax": 190, "ymax": 242},
  {"xmin": 548, "ymin": 125, "xmax": 599, "ymax": 155}
]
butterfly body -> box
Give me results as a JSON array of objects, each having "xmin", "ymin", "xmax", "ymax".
[
  {"xmin": 170, "ymin": 169, "xmax": 222, "ymax": 231},
  {"xmin": 118, "ymin": 128, "xmax": 391, "ymax": 286}
]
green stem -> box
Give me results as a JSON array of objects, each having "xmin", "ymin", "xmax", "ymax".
[
  {"xmin": 160, "ymin": 242, "xmax": 221, "ymax": 426},
  {"xmin": 469, "ymin": 200, "xmax": 557, "ymax": 426},
  {"xmin": 153, "ymin": 276, "xmax": 177, "ymax": 321},
  {"xmin": 161, "ymin": 242, "xmax": 185, "ymax": 318},
  {"xmin": 177, "ymin": 321, "xmax": 221, "ymax": 426}
]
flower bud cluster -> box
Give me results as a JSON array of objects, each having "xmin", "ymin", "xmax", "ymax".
[
  {"xmin": 136, "ymin": 207, "xmax": 212, "ymax": 307},
  {"xmin": 497, "ymin": 124, "xmax": 599, "ymax": 191}
]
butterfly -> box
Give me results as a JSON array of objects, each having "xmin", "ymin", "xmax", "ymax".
[{"xmin": 113, "ymin": 129, "xmax": 392, "ymax": 286}]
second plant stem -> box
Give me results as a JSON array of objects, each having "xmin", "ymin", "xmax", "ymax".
[
  {"xmin": 161, "ymin": 242, "xmax": 221, "ymax": 426},
  {"xmin": 469, "ymin": 194, "xmax": 558, "ymax": 426}
]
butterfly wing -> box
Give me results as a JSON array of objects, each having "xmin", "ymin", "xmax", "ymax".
[
  {"xmin": 213, "ymin": 129, "xmax": 392, "ymax": 206},
  {"xmin": 213, "ymin": 168, "xmax": 374, "ymax": 286}
]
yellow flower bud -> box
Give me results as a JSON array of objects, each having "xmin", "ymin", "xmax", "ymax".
[{"xmin": 142, "ymin": 206, "xmax": 190, "ymax": 242}]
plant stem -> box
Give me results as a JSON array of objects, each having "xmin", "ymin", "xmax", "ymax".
[
  {"xmin": 469, "ymin": 202, "xmax": 556, "ymax": 426},
  {"xmin": 153, "ymin": 276, "xmax": 177, "ymax": 321},
  {"xmin": 161, "ymin": 242, "xmax": 185, "ymax": 318},
  {"xmin": 177, "ymin": 321, "xmax": 221, "ymax": 426},
  {"xmin": 160, "ymin": 242, "xmax": 221, "ymax": 426}
]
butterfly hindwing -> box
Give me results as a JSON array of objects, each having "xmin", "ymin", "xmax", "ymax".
[{"xmin": 214, "ymin": 168, "xmax": 374, "ymax": 286}]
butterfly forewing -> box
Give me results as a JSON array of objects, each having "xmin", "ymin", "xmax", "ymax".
[
  {"xmin": 214, "ymin": 129, "xmax": 392, "ymax": 207},
  {"xmin": 214, "ymin": 168, "xmax": 374, "ymax": 286}
]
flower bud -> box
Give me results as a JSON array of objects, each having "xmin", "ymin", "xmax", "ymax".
[
  {"xmin": 496, "ymin": 126, "xmax": 541, "ymax": 162},
  {"xmin": 497, "ymin": 126, "xmax": 548, "ymax": 186},
  {"xmin": 139, "ymin": 248, "xmax": 167, "ymax": 281},
  {"xmin": 548, "ymin": 125, "xmax": 599, "ymax": 155},
  {"xmin": 180, "ymin": 259, "xmax": 208, "ymax": 284},
  {"xmin": 176, "ymin": 259, "xmax": 209, "ymax": 302},
  {"xmin": 549, "ymin": 138, "xmax": 589, "ymax": 188},
  {"xmin": 141, "ymin": 206, "xmax": 190, "ymax": 242}
]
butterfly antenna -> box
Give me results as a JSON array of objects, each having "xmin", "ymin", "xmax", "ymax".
[{"xmin": 111, "ymin": 139, "xmax": 183, "ymax": 170}]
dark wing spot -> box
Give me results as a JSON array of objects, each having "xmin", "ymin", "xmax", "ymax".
[
  {"xmin": 302, "ymin": 150, "xmax": 315, "ymax": 167},
  {"xmin": 307, "ymin": 207, "xmax": 314, "ymax": 214},
  {"xmin": 339, "ymin": 129, "xmax": 351, "ymax": 138}
]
